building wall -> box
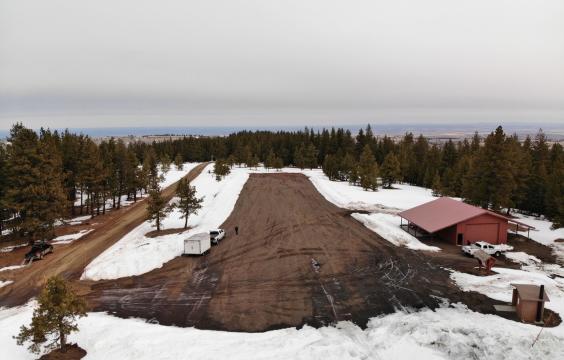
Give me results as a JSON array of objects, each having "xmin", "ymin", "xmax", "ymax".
[
  {"xmin": 456, "ymin": 213, "xmax": 508, "ymax": 245},
  {"xmin": 432, "ymin": 213, "xmax": 508, "ymax": 245}
]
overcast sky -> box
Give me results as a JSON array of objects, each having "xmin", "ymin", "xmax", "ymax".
[{"xmin": 1, "ymin": 0, "xmax": 563, "ymax": 129}]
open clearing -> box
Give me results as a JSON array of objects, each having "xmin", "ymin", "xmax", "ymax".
[
  {"xmin": 0, "ymin": 163, "xmax": 209, "ymax": 307},
  {"xmin": 82, "ymin": 173, "xmax": 498, "ymax": 331}
]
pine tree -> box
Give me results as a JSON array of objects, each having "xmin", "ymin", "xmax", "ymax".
[
  {"xmin": 214, "ymin": 159, "xmax": 230, "ymax": 180},
  {"xmin": 431, "ymin": 171, "xmax": 442, "ymax": 197},
  {"xmin": 304, "ymin": 144, "xmax": 318, "ymax": 169},
  {"xmin": 5, "ymin": 125, "xmax": 67, "ymax": 239},
  {"xmin": 380, "ymin": 152, "xmax": 401, "ymax": 189},
  {"xmin": 265, "ymin": 150, "xmax": 276, "ymax": 170},
  {"xmin": 340, "ymin": 153, "xmax": 357, "ymax": 183},
  {"xmin": 60, "ymin": 131, "xmax": 82, "ymax": 216},
  {"xmin": 272, "ymin": 156, "xmax": 284, "ymax": 171},
  {"xmin": 358, "ymin": 145, "xmax": 378, "ymax": 191},
  {"xmin": 545, "ymin": 143, "xmax": 564, "ymax": 227},
  {"xmin": 160, "ymin": 153, "xmax": 171, "ymax": 174},
  {"xmin": 247, "ymin": 154, "xmax": 259, "ymax": 169},
  {"xmin": 524, "ymin": 130, "xmax": 550, "ymax": 215},
  {"xmin": 322, "ymin": 154, "xmax": 339, "ymax": 180},
  {"xmin": 15, "ymin": 276, "xmax": 86, "ymax": 354},
  {"xmin": 174, "ymin": 154, "xmax": 184, "ymax": 170},
  {"xmin": 463, "ymin": 126, "xmax": 516, "ymax": 210},
  {"xmin": 0, "ymin": 145, "xmax": 8, "ymax": 234},
  {"xmin": 293, "ymin": 145, "xmax": 306, "ymax": 169},
  {"xmin": 79, "ymin": 139, "xmax": 105, "ymax": 216},
  {"xmin": 146, "ymin": 182, "xmax": 173, "ymax": 231},
  {"xmin": 176, "ymin": 178, "xmax": 204, "ymax": 228},
  {"xmin": 142, "ymin": 148, "xmax": 161, "ymax": 190}
]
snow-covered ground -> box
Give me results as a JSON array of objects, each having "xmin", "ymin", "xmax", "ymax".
[
  {"xmin": 81, "ymin": 164, "xmax": 249, "ymax": 280},
  {"xmin": 302, "ymin": 169, "xmax": 436, "ymax": 212},
  {"xmin": 511, "ymin": 213, "xmax": 564, "ymax": 263},
  {"xmin": 3, "ymin": 166, "xmax": 564, "ymax": 359},
  {"xmin": 0, "ymin": 280, "xmax": 13, "ymax": 288},
  {"xmin": 0, "ymin": 244, "xmax": 27, "ymax": 253},
  {"xmin": 351, "ymin": 213, "xmax": 440, "ymax": 252},
  {"xmin": 0, "ymin": 265, "xmax": 25, "ymax": 273},
  {"xmin": 50, "ymin": 229, "xmax": 94, "ymax": 245},
  {"xmin": 2, "ymin": 298, "xmax": 563, "ymax": 360},
  {"xmin": 505, "ymin": 251, "xmax": 542, "ymax": 266}
]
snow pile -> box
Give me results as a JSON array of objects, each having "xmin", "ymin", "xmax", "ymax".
[
  {"xmin": 0, "ymin": 244, "xmax": 27, "ymax": 253},
  {"xmin": 81, "ymin": 165, "xmax": 249, "ymax": 280},
  {"xmin": 367, "ymin": 303, "xmax": 564, "ymax": 359},
  {"xmin": 2, "ymin": 300, "xmax": 564, "ymax": 360},
  {"xmin": 505, "ymin": 252, "xmax": 542, "ymax": 266},
  {"xmin": 1, "ymin": 229, "xmax": 13, "ymax": 236},
  {"xmin": 0, "ymin": 265, "xmax": 25, "ymax": 273},
  {"xmin": 51, "ymin": 229, "xmax": 93, "ymax": 245},
  {"xmin": 0, "ymin": 280, "xmax": 13, "ymax": 288},
  {"xmin": 351, "ymin": 213, "xmax": 440, "ymax": 252}
]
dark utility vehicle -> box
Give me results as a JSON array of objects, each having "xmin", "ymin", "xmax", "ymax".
[{"xmin": 24, "ymin": 242, "xmax": 53, "ymax": 263}]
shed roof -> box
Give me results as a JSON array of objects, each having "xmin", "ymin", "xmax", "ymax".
[
  {"xmin": 512, "ymin": 284, "xmax": 550, "ymax": 302},
  {"xmin": 398, "ymin": 197, "xmax": 509, "ymax": 234}
]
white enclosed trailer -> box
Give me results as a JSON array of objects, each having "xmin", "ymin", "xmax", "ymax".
[{"xmin": 183, "ymin": 232, "xmax": 211, "ymax": 256}]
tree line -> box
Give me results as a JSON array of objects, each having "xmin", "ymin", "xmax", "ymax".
[
  {"xmin": 146, "ymin": 124, "xmax": 562, "ymax": 227},
  {"xmin": 1, "ymin": 123, "xmax": 562, "ymax": 242},
  {"xmin": 0, "ymin": 124, "xmax": 173, "ymax": 240}
]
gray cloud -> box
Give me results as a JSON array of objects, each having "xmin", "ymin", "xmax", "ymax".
[{"xmin": 1, "ymin": 0, "xmax": 563, "ymax": 129}]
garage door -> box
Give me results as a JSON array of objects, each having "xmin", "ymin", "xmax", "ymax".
[{"xmin": 466, "ymin": 223, "xmax": 499, "ymax": 244}]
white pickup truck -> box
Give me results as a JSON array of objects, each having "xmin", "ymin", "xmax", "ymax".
[
  {"xmin": 462, "ymin": 241, "xmax": 505, "ymax": 257},
  {"xmin": 210, "ymin": 229, "xmax": 226, "ymax": 245}
]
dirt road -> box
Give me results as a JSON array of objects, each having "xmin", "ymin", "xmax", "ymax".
[
  {"xmin": 0, "ymin": 163, "xmax": 209, "ymax": 306},
  {"xmin": 84, "ymin": 173, "xmax": 499, "ymax": 331}
]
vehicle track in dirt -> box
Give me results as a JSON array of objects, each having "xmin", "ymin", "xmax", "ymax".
[
  {"xmin": 82, "ymin": 173, "xmax": 500, "ymax": 331},
  {"xmin": 0, "ymin": 163, "xmax": 209, "ymax": 307}
]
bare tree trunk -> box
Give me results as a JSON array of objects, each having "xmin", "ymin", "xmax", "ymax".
[
  {"xmin": 79, "ymin": 187, "xmax": 84, "ymax": 215},
  {"xmin": 59, "ymin": 328, "xmax": 66, "ymax": 352}
]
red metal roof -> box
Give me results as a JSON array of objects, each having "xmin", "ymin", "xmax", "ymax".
[{"xmin": 398, "ymin": 197, "xmax": 504, "ymax": 233}]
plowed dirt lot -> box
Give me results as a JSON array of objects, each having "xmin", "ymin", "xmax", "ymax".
[
  {"xmin": 0, "ymin": 163, "xmax": 209, "ymax": 306},
  {"xmin": 82, "ymin": 173, "xmax": 499, "ymax": 331}
]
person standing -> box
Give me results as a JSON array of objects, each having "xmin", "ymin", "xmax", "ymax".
[{"xmin": 235, "ymin": 226, "xmax": 239, "ymax": 235}]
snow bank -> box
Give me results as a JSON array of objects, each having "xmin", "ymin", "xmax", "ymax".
[
  {"xmin": 0, "ymin": 280, "xmax": 13, "ymax": 288},
  {"xmin": 81, "ymin": 164, "xmax": 249, "ymax": 280},
  {"xmin": 2, "ymin": 300, "xmax": 563, "ymax": 360},
  {"xmin": 367, "ymin": 303, "xmax": 564, "ymax": 360},
  {"xmin": 0, "ymin": 265, "xmax": 25, "ymax": 273},
  {"xmin": 351, "ymin": 213, "xmax": 440, "ymax": 252},
  {"xmin": 505, "ymin": 252, "xmax": 542, "ymax": 266},
  {"xmin": 51, "ymin": 229, "xmax": 93, "ymax": 245},
  {"xmin": 0, "ymin": 244, "xmax": 26, "ymax": 253}
]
